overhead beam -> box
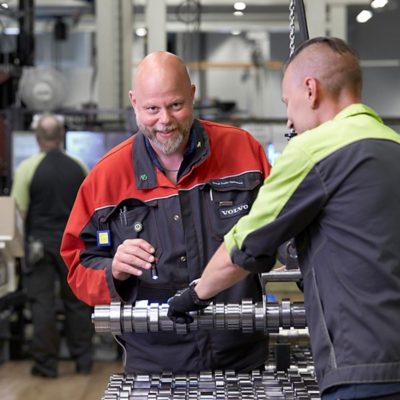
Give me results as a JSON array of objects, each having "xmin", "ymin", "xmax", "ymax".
[{"xmin": 134, "ymin": 0, "xmax": 370, "ymax": 5}]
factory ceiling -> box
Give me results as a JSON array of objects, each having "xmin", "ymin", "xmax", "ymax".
[{"xmin": 0, "ymin": 0, "xmax": 382, "ymax": 34}]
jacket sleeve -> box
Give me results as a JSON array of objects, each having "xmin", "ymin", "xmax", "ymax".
[
  {"xmin": 224, "ymin": 138, "xmax": 327, "ymax": 273},
  {"xmin": 11, "ymin": 154, "xmax": 44, "ymax": 215},
  {"xmin": 60, "ymin": 177, "xmax": 120, "ymax": 306}
]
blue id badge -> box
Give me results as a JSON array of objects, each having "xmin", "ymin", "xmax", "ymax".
[{"xmin": 97, "ymin": 230, "xmax": 111, "ymax": 247}]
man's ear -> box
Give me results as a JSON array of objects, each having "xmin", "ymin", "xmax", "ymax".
[
  {"xmin": 304, "ymin": 77, "xmax": 319, "ymax": 109},
  {"xmin": 128, "ymin": 90, "xmax": 136, "ymax": 108},
  {"xmin": 191, "ymin": 84, "xmax": 196, "ymax": 99}
]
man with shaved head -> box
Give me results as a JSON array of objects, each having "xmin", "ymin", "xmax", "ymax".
[
  {"xmin": 61, "ymin": 51, "xmax": 271, "ymax": 373},
  {"xmin": 168, "ymin": 37, "xmax": 400, "ymax": 399},
  {"xmin": 131, "ymin": 51, "xmax": 195, "ymax": 160},
  {"xmin": 12, "ymin": 113, "xmax": 93, "ymax": 378}
]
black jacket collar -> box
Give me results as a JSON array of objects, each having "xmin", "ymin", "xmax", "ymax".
[{"xmin": 133, "ymin": 119, "xmax": 210, "ymax": 189}]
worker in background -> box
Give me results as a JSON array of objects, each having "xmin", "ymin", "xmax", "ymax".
[
  {"xmin": 168, "ymin": 37, "xmax": 400, "ymax": 400},
  {"xmin": 12, "ymin": 113, "xmax": 94, "ymax": 378},
  {"xmin": 61, "ymin": 51, "xmax": 271, "ymax": 373}
]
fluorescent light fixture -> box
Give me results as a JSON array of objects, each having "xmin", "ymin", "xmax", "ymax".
[
  {"xmin": 371, "ymin": 0, "xmax": 388, "ymax": 8},
  {"xmin": 234, "ymin": 2, "xmax": 246, "ymax": 11},
  {"xmin": 135, "ymin": 27, "xmax": 147, "ymax": 37},
  {"xmin": 356, "ymin": 9, "xmax": 373, "ymax": 23},
  {"xmin": 231, "ymin": 30, "xmax": 242, "ymax": 35},
  {"xmin": 233, "ymin": 11, "xmax": 243, "ymax": 16},
  {"xmin": 1, "ymin": 3, "xmax": 9, "ymax": 8},
  {"xmin": 4, "ymin": 27, "xmax": 19, "ymax": 35}
]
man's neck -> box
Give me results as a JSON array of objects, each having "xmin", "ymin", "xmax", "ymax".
[
  {"xmin": 156, "ymin": 153, "xmax": 183, "ymax": 173},
  {"xmin": 150, "ymin": 134, "xmax": 190, "ymax": 172},
  {"xmin": 39, "ymin": 141, "xmax": 61, "ymax": 153}
]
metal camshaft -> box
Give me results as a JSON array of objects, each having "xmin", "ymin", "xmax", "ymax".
[{"xmin": 92, "ymin": 299, "xmax": 306, "ymax": 335}]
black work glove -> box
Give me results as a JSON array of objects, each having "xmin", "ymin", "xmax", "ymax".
[{"xmin": 167, "ymin": 283, "xmax": 212, "ymax": 324}]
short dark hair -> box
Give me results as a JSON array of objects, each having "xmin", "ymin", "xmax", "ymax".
[
  {"xmin": 285, "ymin": 36, "xmax": 359, "ymax": 70},
  {"xmin": 284, "ymin": 36, "xmax": 362, "ymax": 97}
]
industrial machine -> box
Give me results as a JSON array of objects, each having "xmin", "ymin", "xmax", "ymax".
[
  {"xmin": 0, "ymin": 196, "xmax": 25, "ymax": 362},
  {"xmin": 92, "ymin": 269, "xmax": 319, "ymax": 400}
]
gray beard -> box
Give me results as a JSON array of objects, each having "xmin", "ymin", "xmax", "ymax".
[
  {"xmin": 136, "ymin": 117, "xmax": 190, "ymax": 155},
  {"xmin": 148, "ymin": 130, "xmax": 185, "ymax": 155}
]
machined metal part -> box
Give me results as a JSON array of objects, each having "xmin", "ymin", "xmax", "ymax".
[
  {"xmin": 110, "ymin": 302, "xmax": 122, "ymax": 334},
  {"xmin": 101, "ymin": 367, "xmax": 320, "ymax": 400},
  {"xmin": 122, "ymin": 303, "xmax": 132, "ymax": 333},
  {"xmin": 150, "ymin": 263, "xmax": 159, "ymax": 280},
  {"xmin": 261, "ymin": 269, "xmax": 302, "ymax": 283},
  {"xmin": 281, "ymin": 300, "xmax": 292, "ymax": 329},
  {"xmin": 159, "ymin": 303, "xmax": 173, "ymax": 331},
  {"xmin": 92, "ymin": 299, "xmax": 306, "ymax": 335},
  {"xmin": 132, "ymin": 301, "xmax": 148, "ymax": 333},
  {"xmin": 148, "ymin": 303, "xmax": 159, "ymax": 332}
]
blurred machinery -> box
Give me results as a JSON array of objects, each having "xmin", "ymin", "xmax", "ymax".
[
  {"xmin": 0, "ymin": 196, "xmax": 23, "ymax": 297},
  {"xmin": 17, "ymin": 66, "xmax": 68, "ymax": 112},
  {"xmin": 0, "ymin": 196, "xmax": 25, "ymax": 362}
]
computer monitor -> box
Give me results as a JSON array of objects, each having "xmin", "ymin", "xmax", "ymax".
[
  {"xmin": 12, "ymin": 130, "xmax": 133, "ymax": 177},
  {"xmin": 65, "ymin": 130, "xmax": 133, "ymax": 170},
  {"xmin": 240, "ymin": 123, "xmax": 288, "ymax": 166},
  {"xmin": 12, "ymin": 130, "xmax": 40, "ymax": 176}
]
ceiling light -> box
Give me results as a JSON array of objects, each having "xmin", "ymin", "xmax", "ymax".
[
  {"xmin": 231, "ymin": 30, "xmax": 242, "ymax": 36},
  {"xmin": 233, "ymin": 11, "xmax": 243, "ymax": 16},
  {"xmin": 234, "ymin": 2, "xmax": 246, "ymax": 11},
  {"xmin": 371, "ymin": 0, "xmax": 388, "ymax": 8},
  {"xmin": 1, "ymin": 3, "xmax": 9, "ymax": 8},
  {"xmin": 4, "ymin": 27, "xmax": 19, "ymax": 35},
  {"xmin": 135, "ymin": 27, "xmax": 147, "ymax": 37},
  {"xmin": 356, "ymin": 9, "xmax": 373, "ymax": 23}
]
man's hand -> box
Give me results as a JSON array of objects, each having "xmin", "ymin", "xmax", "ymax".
[
  {"xmin": 167, "ymin": 283, "xmax": 213, "ymax": 324},
  {"xmin": 112, "ymin": 238, "xmax": 155, "ymax": 281}
]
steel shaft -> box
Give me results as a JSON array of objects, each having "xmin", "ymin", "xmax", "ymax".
[{"xmin": 92, "ymin": 299, "xmax": 306, "ymax": 335}]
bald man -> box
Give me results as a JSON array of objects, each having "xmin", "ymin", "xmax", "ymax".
[
  {"xmin": 61, "ymin": 51, "xmax": 271, "ymax": 373},
  {"xmin": 168, "ymin": 37, "xmax": 400, "ymax": 399},
  {"xmin": 12, "ymin": 113, "xmax": 93, "ymax": 378}
]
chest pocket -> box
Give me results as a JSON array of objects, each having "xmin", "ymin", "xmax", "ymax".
[
  {"xmin": 104, "ymin": 198, "xmax": 161, "ymax": 255},
  {"xmin": 202, "ymin": 173, "xmax": 263, "ymax": 240}
]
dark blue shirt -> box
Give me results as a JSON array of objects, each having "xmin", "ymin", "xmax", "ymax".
[{"xmin": 143, "ymin": 127, "xmax": 197, "ymax": 179}]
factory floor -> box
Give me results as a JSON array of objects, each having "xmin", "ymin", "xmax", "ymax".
[
  {"xmin": 0, "ymin": 323, "xmax": 123, "ymax": 400},
  {"xmin": 0, "ymin": 359, "xmax": 123, "ymax": 400},
  {"xmin": 0, "ymin": 276, "xmax": 306, "ymax": 399}
]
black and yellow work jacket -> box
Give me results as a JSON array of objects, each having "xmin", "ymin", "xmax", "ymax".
[{"xmin": 225, "ymin": 104, "xmax": 400, "ymax": 395}]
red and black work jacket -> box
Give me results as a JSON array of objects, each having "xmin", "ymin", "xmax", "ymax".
[{"xmin": 61, "ymin": 119, "xmax": 272, "ymax": 373}]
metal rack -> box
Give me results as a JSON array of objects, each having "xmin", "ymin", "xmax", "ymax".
[
  {"xmin": 101, "ymin": 367, "xmax": 319, "ymax": 400},
  {"xmin": 93, "ymin": 266, "xmax": 319, "ymax": 399}
]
